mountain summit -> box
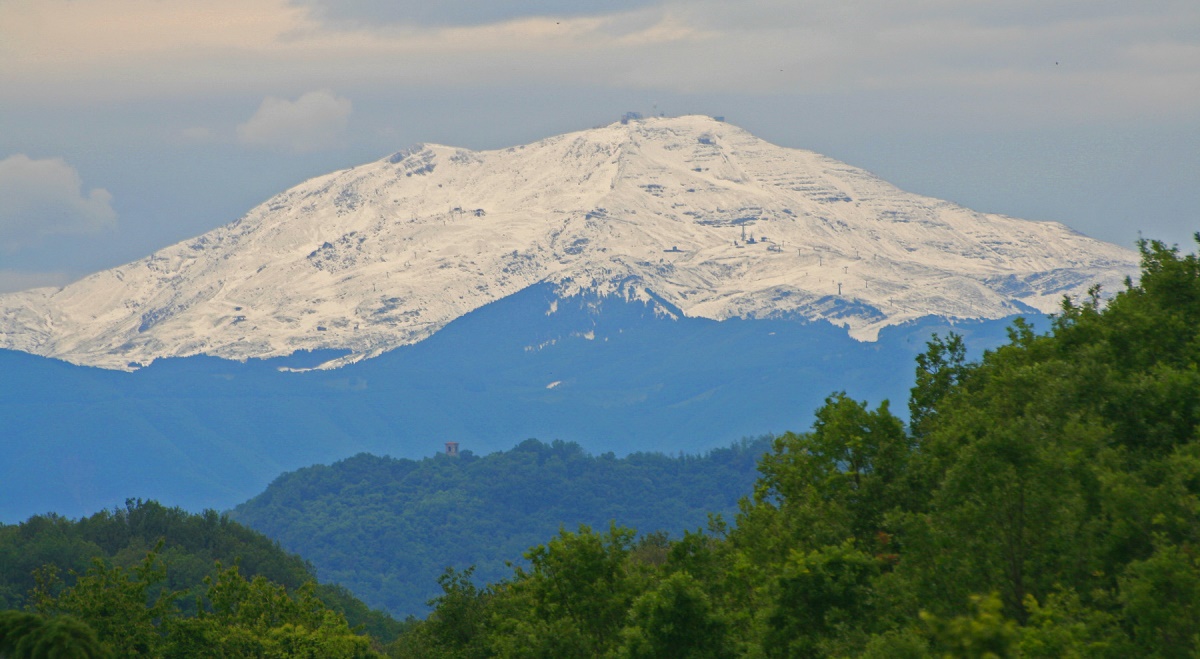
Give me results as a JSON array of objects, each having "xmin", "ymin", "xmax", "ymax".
[{"xmin": 0, "ymin": 115, "xmax": 1137, "ymax": 370}]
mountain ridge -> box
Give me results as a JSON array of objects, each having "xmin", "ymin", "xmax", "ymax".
[
  {"xmin": 0, "ymin": 115, "xmax": 1136, "ymax": 370},
  {"xmin": 0, "ymin": 283, "xmax": 1042, "ymax": 522}
]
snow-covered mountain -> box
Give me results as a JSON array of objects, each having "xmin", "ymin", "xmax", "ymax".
[{"xmin": 0, "ymin": 115, "xmax": 1137, "ymax": 370}]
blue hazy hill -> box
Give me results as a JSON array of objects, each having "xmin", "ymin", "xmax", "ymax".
[{"xmin": 0, "ymin": 283, "xmax": 1041, "ymax": 522}]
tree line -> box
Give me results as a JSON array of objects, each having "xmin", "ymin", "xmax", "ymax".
[
  {"xmin": 0, "ymin": 499, "xmax": 400, "ymax": 656},
  {"xmin": 230, "ymin": 436, "xmax": 770, "ymax": 617}
]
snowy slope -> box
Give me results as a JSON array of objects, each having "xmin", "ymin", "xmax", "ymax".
[{"xmin": 0, "ymin": 115, "xmax": 1138, "ymax": 370}]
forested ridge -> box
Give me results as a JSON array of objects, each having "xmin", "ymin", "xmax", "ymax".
[
  {"xmin": 0, "ymin": 500, "xmax": 400, "ymax": 656},
  {"xmin": 391, "ymin": 238, "xmax": 1200, "ymax": 657},
  {"xmin": 230, "ymin": 437, "xmax": 771, "ymax": 617}
]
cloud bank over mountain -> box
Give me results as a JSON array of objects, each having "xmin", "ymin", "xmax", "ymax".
[
  {"xmin": 0, "ymin": 155, "xmax": 116, "ymax": 251},
  {"xmin": 237, "ymin": 91, "xmax": 353, "ymax": 153}
]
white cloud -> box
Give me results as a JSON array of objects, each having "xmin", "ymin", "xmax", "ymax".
[
  {"xmin": 0, "ymin": 155, "xmax": 117, "ymax": 251},
  {"xmin": 237, "ymin": 90, "xmax": 353, "ymax": 152}
]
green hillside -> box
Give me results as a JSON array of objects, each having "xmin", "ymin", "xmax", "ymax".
[
  {"xmin": 0, "ymin": 500, "xmax": 401, "ymax": 656},
  {"xmin": 230, "ymin": 437, "xmax": 771, "ymax": 617}
]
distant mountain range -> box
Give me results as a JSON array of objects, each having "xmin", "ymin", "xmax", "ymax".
[
  {"xmin": 0, "ymin": 115, "xmax": 1134, "ymax": 370},
  {"xmin": 0, "ymin": 284, "xmax": 1039, "ymax": 522},
  {"xmin": 0, "ymin": 116, "xmax": 1136, "ymax": 523}
]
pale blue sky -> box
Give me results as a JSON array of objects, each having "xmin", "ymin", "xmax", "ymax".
[{"xmin": 0, "ymin": 0, "xmax": 1196, "ymax": 292}]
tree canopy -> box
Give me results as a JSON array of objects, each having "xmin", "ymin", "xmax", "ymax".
[
  {"xmin": 0, "ymin": 500, "xmax": 401, "ymax": 655},
  {"xmin": 230, "ymin": 437, "xmax": 770, "ymax": 617}
]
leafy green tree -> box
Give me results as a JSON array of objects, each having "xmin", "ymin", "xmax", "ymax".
[
  {"xmin": 170, "ymin": 563, "xmax": 379, "ymax": 658},
  {"xmin": 921, "ymin": 593, "xmax": 1019, "ymax": 658},
  {"xmin": 618, "ymin": 571, "xmax": 732, "ymax": 658},
  {"xmin": 909, "ymin": 332, "xmax": 967, "ymax": 439},
  {"xmin": 859, "ymin": 627, "xmax": 930, "ymax": 659},
  {"xmin": 762, "ymin": 541, "xmax": 880, "ymax": 658},
  {"xmin": 903, "ymin": 412, "xmax": 1100, "ymax": 621},
  {"xmin": 24, "ymin": 540, "xmax": 382, "ymax": 658},
  {"xmin": 0, "ymin": 610, "xmax": 44, "ymax": 654},
  {"xmin": 31, "ymin": 546, "xmax": 178, "ymax": 657},
  {"xmin": 0, "ymin": 514, "xmax": 104, "ymax": 611},
  {"xmin": 737, "ymin": 394, "xmax": 910, "ymax": 562},
  {"xmin": 487, "ymin": 524, "xmax": 640, "ymax": 658},
  {"xmin": 1018, "ymin": 588, "xmax": 1129, "ymax": 658},
  {"xmin": 0, "ymin": 611, "xmax": 108, "ymax": 659},
  {"xmin": 390, "ymin": 567, "xmax": 490, "ymax": 659},
  {"xmin": 1118, "ymin": 538, "xmax": 1200, "ymax": 658}
]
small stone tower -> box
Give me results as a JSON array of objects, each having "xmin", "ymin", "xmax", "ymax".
[{"xmin": 444, "ymin": 441, "xmax": 460, "ymax": 457}]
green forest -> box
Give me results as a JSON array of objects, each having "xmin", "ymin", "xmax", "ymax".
[
  {"xmin": 230, "ymin": 436, "xmax": 770, "ymax": 616},
  {"xmin": 0, "ymin": 500, "xmax": 401, "ymax": 656},
  {"xmin": 3, "ymin": 237, "xmax": 1199, "ymax": 657},
  {"xmin": 391, "ymin": 237, "xmax": 1200, "ymax": 657}
]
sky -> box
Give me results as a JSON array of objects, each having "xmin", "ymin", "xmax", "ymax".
[{"xmin": 1, "ymin": 0, "xmax": 1197, "ymax": 294}]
